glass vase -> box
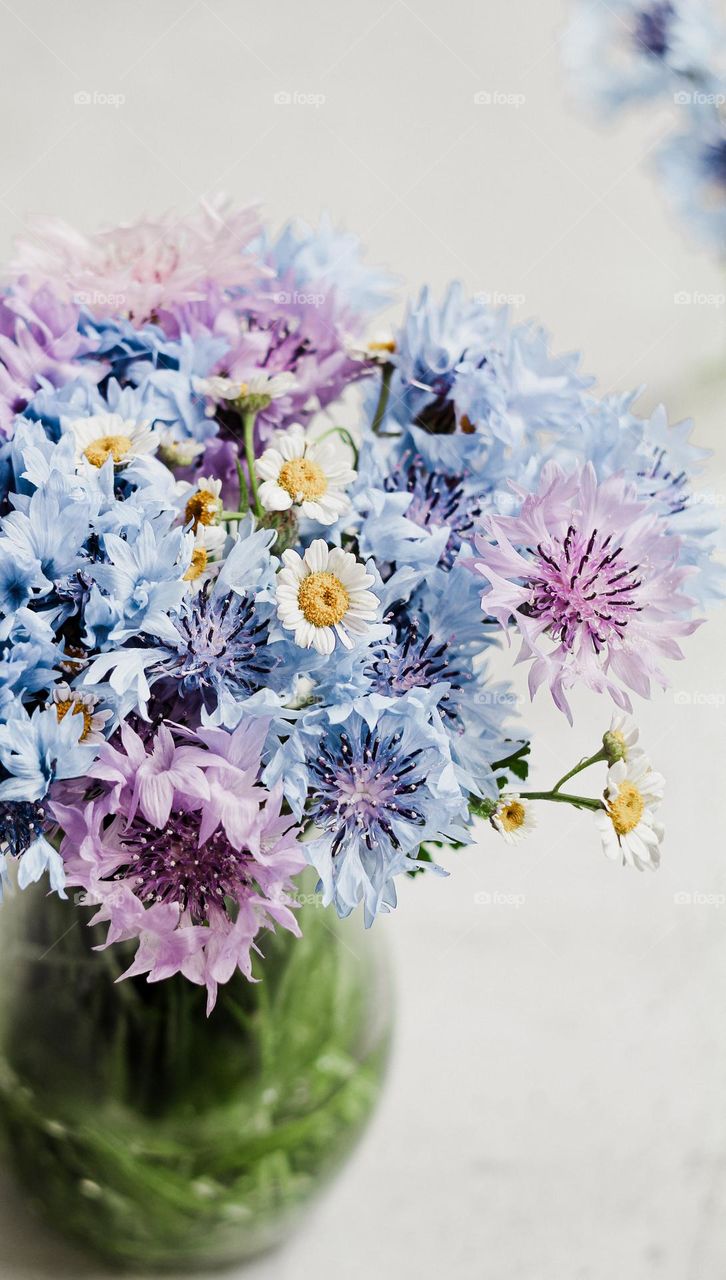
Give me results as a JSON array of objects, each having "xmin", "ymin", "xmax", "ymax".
[{"xmin": 0, "ymin": 876, "xmax": 391, "ymax": 1272}]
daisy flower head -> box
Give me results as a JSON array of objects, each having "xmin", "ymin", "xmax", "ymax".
[
  {"xmin": 473, "ymin": 462, "xmax": 701, "ymax": 721},
  {"xmin": 49, "ymin": 682, "xmax": 112, "ymax": 745},
  {"xmin": 276, "ymin": 539, "xmax": 378, "ymax": 655},
  {"xmin": 602, "ymin": 712, "xmax": 642, "ymax": 764},
  {"xmin": 491, "ymin": 794, "xmax": 537, "ymax": 845},
  {"xmin": 194, "ymin": 371, "xmax": 297, "ymax": 412},
  {"xmin": 157, "ymin": 430, "xmax": 205, "ymax": 470},
  {"xmin": 70, "ymin": 412, "xmax": 158, "ymax": 470},
  {"xmin": 596, "ymin": 755, "xmax": 665, "ymax": 871},
  {"xmin": 182, "ymin": 476, "xmax": 224, "ymax": 534},
  {"xmin": 257, "ymin": 424, "xmax": 356, "ymax": 525}
]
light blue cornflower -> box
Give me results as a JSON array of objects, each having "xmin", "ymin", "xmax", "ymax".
[
  {"xmin": 257, "ymin": 213, "xmax": 396, "ymax": 316},
  {"xmin": 563, "ymin": 0, "xmax": 721, "ymax": 114},
  {"xmin": 294, "ymin": 693, "xmax": 470, "ymax": 924},
  {"xmin": 0, "ymin": 703, "xmax": 98, "ymax": 803}
]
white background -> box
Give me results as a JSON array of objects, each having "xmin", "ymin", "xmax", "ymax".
[{"xmin": 0, "ymin": 2, "xmax": 726, "ymax": 1277}]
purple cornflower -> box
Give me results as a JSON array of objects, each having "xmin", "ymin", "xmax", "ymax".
[
  {"xmin": 0, "ymin": 283, "xmax": 98, "ymax": 433},
  {"xmin": 472, "ymin": 462, "xmax": 701, "ymax": 719},
  {"xmin": 51, "ymin": 719, "xmax": 305, "ymax": 1012}
]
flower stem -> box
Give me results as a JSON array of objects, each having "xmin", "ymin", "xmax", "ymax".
[
  {"xmin": 236, "ymin": 453, "xmax": 249, "ymax": 513},
  {"xmin": 520, "ymin": 790, "xmax": 605, "ymax": 812},
  {"xmin": 243, "ymin": 410, "xmax": 262, "ymax": 518},
  {"xmin": 371, "ymin": 363, "xmax": 393, "ymax": 435},
  {"xmin": 314, "ymin": 425, "xmax": 359, "ymax": 466},
  {"xmin": 551, "ymin": 748, "xmax": 607, "ymax": 794}
]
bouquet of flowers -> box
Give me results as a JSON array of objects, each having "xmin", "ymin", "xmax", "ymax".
[
  {"xmin": 563, "ymin": 0, "xmax": 726, "ymax": 253},
  {"xmin": 0, "ymin": 195, "xmax": 718, "ymax": 1019}
]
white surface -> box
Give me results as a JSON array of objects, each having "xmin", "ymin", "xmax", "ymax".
[{"xmin": 1, "ymin": 1, "xmax": 726, "ymax": 1277}]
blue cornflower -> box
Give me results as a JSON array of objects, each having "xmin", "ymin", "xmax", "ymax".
[
  {"xmin": 563, "ymin": 0, "xmax": 720, "ymax": 114},
  {"xmin": 364, "ymin": 565, "xmax": 524, "ymax": 798},
  {"xmin": 655, "ymin": 113, "xmax": 726, "ymax": 252},
  {"xmin": 293, "ymin": 694, "xmax": 470, "ymax": 923},
  {"xmin": 88, "ymin": 517, "xmax": 192, "ymax": 643},
  {"xmin": 354, "ymin": 422, "xmax": 524, "ymax": 574},
  {"xmin": 0, "ymin": 799, "xmax": 66, "ymax": 898},
  {"xmin": 257, "ymin": 213, "xmax": 396, "ymax": 317},
  {"xmin": 382, "ymin": 285, "xmax": 591, "ymax": 454},
  {"xmin": 144, "ymin": 521, "xmax": 291, "ymax": 722},
  {"xmin": 0, "ymin": 704, "xmax": 98, "ymax": 804},
  {"xmin": 0, "ymin": 541, "xmax": 50, "ymax": 612},
  {"xmin": 1, "ymin": 476, "xmax": 91, "ymax": 582},
  {"xmin": 0, "ymin": 609, "xmax": 62, "ymax": 714},
  {"xmin": 387, "ymin": 283, "xmax": 500, "ymax": 431}
]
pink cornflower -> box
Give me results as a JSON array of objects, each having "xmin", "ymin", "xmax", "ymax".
[
  {"xmin": 50, "ymin": 718, "xmax": 305, "ymax": 1013},
  {"xmin": 11, "ymin": 196, "xmax": 263, "ymax": 325},
  {"xmin": 472, "ymin": 462, "xmax": 700, "ymax": 720}
]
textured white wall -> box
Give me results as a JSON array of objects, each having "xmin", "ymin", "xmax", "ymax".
[{"xmin": 0, "ymin": 3, "xmax": 725, "ymax": 1278}]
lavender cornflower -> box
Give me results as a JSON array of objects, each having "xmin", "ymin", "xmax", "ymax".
[{"xmin": 472, "ymin": 462, "xmax": 701, "ymax": 720}]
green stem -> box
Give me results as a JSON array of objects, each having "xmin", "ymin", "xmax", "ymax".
[
  {"xmin": 520, "ymin": 790, "xmax": 605, "ymax": 812},
  {"xmin": 243, "ymin": 409, "xmax": 262, "ymax": 518},
  {"xmin": 371, "ymin": 363, "xmax": 393, "ymax": 435},
  {"xmin": 314, "ymin": 426, "xmax": 359, "ymax": 466},
  {"xmin": 236, "ymin": 453, "xmax": 249, "ymax": 513},
  {"xmin": 551, "ymin": 748, "xmax": 607, "ymax": 794}
]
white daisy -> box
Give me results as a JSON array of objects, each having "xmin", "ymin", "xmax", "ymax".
[
  {"xmin": 181, "ymin": 476, "xmax": 224, "ymax": 534},
  {"xmin": 50, "ymin": 683, "xmax": 112, "ymax": 745},
  {"xmin": 193, "ymin": 371, "xmax": 296, "ymax": 408},
  {"xmin": 603, "ymin": 713, "xmax": 642, "ymax": 764},
  {"xmin": 70, "ymin": 413, "xmax": 158, "ymax": 470},
  {"xmin": 257, "ymin": 424, "xmax": 356, "ymax": 525},
  {"xmin": 347, "ymin": 332, "xmax": 397, "ymax": 365},
  {"xmin": 276, "ymin": 539, "xmax": 378, "ymax": 655},
  {"xmin": 491, "ymin": 794, "xmax": 537, "ymax": 845},
  {"xmin": 595, "ymin": 756, "xmax": 665, "ymax": 872},
  {"xmin": 157, "ymin": 430, "xmax": 205, "ymax": 469}
]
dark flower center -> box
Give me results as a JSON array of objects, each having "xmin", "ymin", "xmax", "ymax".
[
  {"xmin": 116, "ymin": 810, "xmax": 251, "ymax": 923},
  {"xmin": 309, "ymin": 728, "xmax": 426, "ymax": 855},
  {"xmin": 633, "ymin": 2, "xmax": 674, "ymax": 58}
]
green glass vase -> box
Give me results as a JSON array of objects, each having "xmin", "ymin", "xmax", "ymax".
[{"xmin": 0, "ymin": 877, "xmax": 391, "ymax": 1271}]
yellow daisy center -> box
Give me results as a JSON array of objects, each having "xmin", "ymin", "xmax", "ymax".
[
  {"xmin": 184, "ymin": 490, "xmax": 221, "ymax": 530},
  {"xmin": 298, "ymin": 570, "xmax": 349, "ymax": 628},
  {"xmin": 498, "ymin": 800, "xmax": 526, "ymax": 833},
  {"xmin": 369, "ymin": 338, "xmax": 396, "ymax": 354},
  {"xmin": 607, "ymin": 782, "xmax": 645, "ymax": 836},
  {"xmin": 278, "ymin": 457, "xmax": 328, "ymax": 502},
  {"xmin": 183, "ymin": 547, "xmax": 208, "ymax": 582},
  {"xmin": 55, "ymin": 698, "xmax": 94, "ymax": 742},
  {"xmin": 83, "ymin": 434, "xmax": 133, "ymax": 467}
]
